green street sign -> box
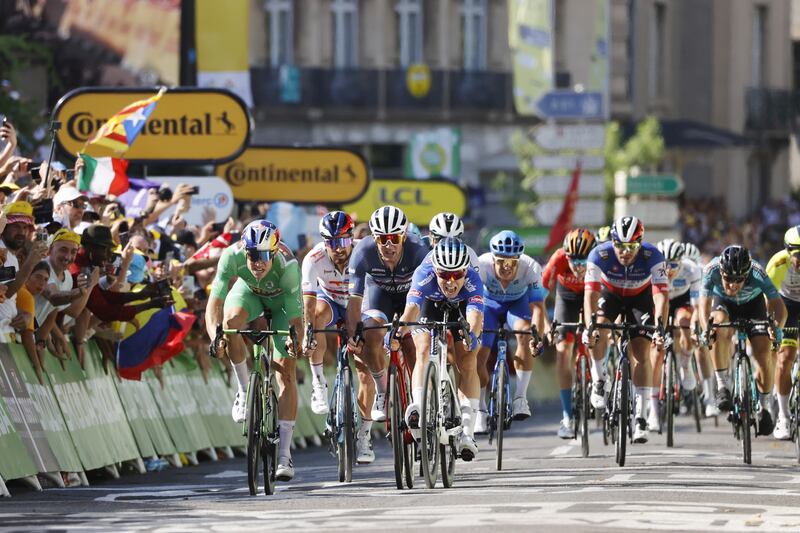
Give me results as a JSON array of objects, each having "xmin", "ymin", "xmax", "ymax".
[
  {"xmin": 618, "ymin": 174, "xmax": 683, "ymax": 196},
  {"xmin": 480, "ymin": 226, "xmax": 552, "ymax": 256}
]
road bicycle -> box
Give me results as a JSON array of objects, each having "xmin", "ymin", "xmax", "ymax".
[
  {"xmin": 657, "ymin": 320, "xmax": 693, "ymax": 447},
  {"xmin": 786, "ymin": 327, "xmax": 800, "ymax": 463}
]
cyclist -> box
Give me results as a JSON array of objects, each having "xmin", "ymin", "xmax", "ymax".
[
  {"xmin": 428, "ymin": 212, "xmax": 479, "ymax": 266},
  {"xmin": 542, "ymin": 228, "xmax": 596, "ymax": 438},
  {"xmin": 346, "ymin": 205, "xmax": 429, "ymax": 463},
  {"xmin": 765, "ymin": 227, "xmax": 800, "ymax": 439},
  {"xmin": 584, "ymin": 216, "xmax": 669, "ymax": 444},
  {"xmin": 206, "ymin": 220, "xmax": 305, "ymax": 481},
  {"xmin": 647, "ymin": 239, "xmax": 702, "ymax": 430},
  {"xmin": 475, "ymin": 230, "xmax": 547, "ymax": 432},
  {"xmin": 301, "ymin": 211, "xmax": 356, "ymax": 415},
  {"xmin": 391, "ymin": 238, "xmax": 484, "ymax": 461},
  {"xmin": 699, "ymin": 245, "xmax": 786, "ymax": 436}
]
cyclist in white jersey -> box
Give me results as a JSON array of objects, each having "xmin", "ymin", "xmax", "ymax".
[{"xmin": 428, "ymin": 212, "xmax": 480, "ymax": 267}]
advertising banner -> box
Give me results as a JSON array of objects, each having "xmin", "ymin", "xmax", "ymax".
[{"xmin": 508, "ymin": 0, "xmax": 553, "ymax": 115}]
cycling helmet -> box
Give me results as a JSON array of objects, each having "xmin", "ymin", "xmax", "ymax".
[
  {"xmin": 595, "ymin": 225, "xmax": 611, "ymax": 243},
  {"xmin": 243, "ymin": 220, "xmax": 280, "ymax": 251},
  {"xmin": 432, "ymin": 237, "xmax": 470, "ymax": 271},
  {"xmin": 719, "ymin": 245, "xmax": 752, "ymax": 279},
  {"xmin": 429, "ymin": 212, "xmax": 465, "ymax": 240},
  {"xmin": 784, "ymin": 226, "xmax": 800, "ymax": 251},
  {"xmin": 563, "ymin": 228, "xmax": 596, "ymax": 259},
  {"xmin": 319, "ymin": 211, "xmax": 354, "ymax": 239},
  {"xmin": 490, "ymin": 230, "xmax": 525, "ymax": 257},
  {"xmin": 657, "ymin": 239, "xmax": 685, "ymax": 262},
  {"xmin": 610, "ymin": 216, "xmax": 644, "ymax": 243},
  {"xmin": 406, "ymin": 222, "xmax": 422, "ymax": 239},
  {"xmin": 683, "ymin": 242, "xmax": 701, "ymax": 263},
  {"xmin": 369, "ymin": 205, "xmax": 407, "ymax": 235}
]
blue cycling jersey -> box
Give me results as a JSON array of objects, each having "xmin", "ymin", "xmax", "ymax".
[
  {"xmin": 348, "ymin": 234, "xmax": 430, "ymax": 297},
  {"xmin": 585, "ymin": 241, "xmax": 669, "ymax": 297},
  {"xmin": 478, "ymin": 253, "xmax": 546, "ymax": 303},
  {"xmin": 701, "ymin": 258, "xmax": 779, "ymax": 304},
  {"xmin": 406, "ymin": 255, "xmax": 485, "ymax": 314}
]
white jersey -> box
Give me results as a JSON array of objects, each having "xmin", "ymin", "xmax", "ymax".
[
  {"xmin": 668, "ymin": 258, "xmax": 702, "ymax": 303},
  {"xmin": 478, "ymin": 252, "xmax": 545, "ymax": 303},
  {"xmin": 301, "ymin": 241, "xmax": 352, "ymax": 307}
]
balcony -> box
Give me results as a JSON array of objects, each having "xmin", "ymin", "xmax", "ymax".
[
  {"xmin": 744, "ymin": 87, "xmax": 795, "ymax": 134},
  {"xmin": 250, "ymin": 66, "xmax": 517, "ymax": 120}
]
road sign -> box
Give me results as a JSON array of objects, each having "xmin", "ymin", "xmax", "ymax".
[
  {"xmin": 614, "ymin": 198, "xmax": 680, "ymax": 227},
  {"xmin": 532, "ymin": 174, "xmax": 605, "ymax": 197},
  {"xmin": 535, "ymin": 199, "xmax": 606, "ymax": 226},
  {"xmin": 615, "ymin": 174, "xmax": 684, "ymax": 196},
  {"xmin": 533, "ymin": 124, "xmax": 606, "ymax": 151},
  {"xmin": 533, "ymin": 154, "xmax": 605, "ymax": 171},
  {"xmin": 535, "ymin": 90, "xmax": 604, "ymax": 120}
]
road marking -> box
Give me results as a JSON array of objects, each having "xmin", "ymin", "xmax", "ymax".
[
  {"xmin": 205, "ymin": 470, "xmax": 246, "ymax": 479},
  {"xmin": 549, "ymin": 443, "xmax": 576, "ymax": 456}
]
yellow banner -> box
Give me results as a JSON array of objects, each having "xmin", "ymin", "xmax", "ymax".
[
  {"xmin": 343, "ymin": 179, "xmax": 467, "ymax": 226},
  {"xmin": 196, "ymin": 0, "xmax": 248, "ymax": 72},
  {"xmin": 216, "ymin": 147, "xmax": 369, "ymax": 204},
  {"xmin": 54, "ymin": 88, "xmax": 251, "ymax": 162},
  {"xmin": 509, "ymin": 0, "xmax": 553, "ymax": 116},
  {"xmin": 587, "ymin": 0, "xmax": 610, "ymax": 116}
]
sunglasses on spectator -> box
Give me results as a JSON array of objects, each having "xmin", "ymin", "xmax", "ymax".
[
  {"xmin": 67, "ymin": 200, "xmax": 86, "ymax": 209},
  {"xmin": 246, "ymin": 249, "xmax": 273, "ymax": 263},
  {"xmin": 324, "ymin": 237, "xmax": 353, "ymax": 250},
  {"xmin": 567, "ymin": 256, "xmax": 587, "ymax": 267},
  {"xmin": 613, "ymin": 242, "xmax": 641, "ymax": 252},
  {"xmin": 435, "ymin": 269, "xmax": 467, "ymax": 281},
  {"xmin": 375, "ymin": 234, "xmax": 403, "ymax": 246},
  {"xmin": 722, "ymin": 274, "xmax": 746, "ymax": 284},
  {"xmin": 494, "ymin": 257, "xmax": 519, "ymax": 269},
  {"xmin": 667, "ymin": 261, "xmax": 681, "ymax": 270}
]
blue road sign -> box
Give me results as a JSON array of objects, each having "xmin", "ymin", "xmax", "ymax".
[{"xmin": 535, "ymin": 91, "xmax": 604, "ymax": 120}]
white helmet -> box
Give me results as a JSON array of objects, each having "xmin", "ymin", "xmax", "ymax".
[
  {"xmin": 683, "ymin": 242, "xmax": 701, "ymax": 263},
  {"xmin": 657, "ymin": 239, "xmax": 685, "ymax": 262},
  {"xmin": 429, "ymin": 212, "xmax": 464, "ymax": 239},
  {"xmin": 431, "ymin": 238, "xmax": 470, "ymax": 271},
  {"xmin": 369, "ymin": 205, "xmax": 407, "ymax": 235}
]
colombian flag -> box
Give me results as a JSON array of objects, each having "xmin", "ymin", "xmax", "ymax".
[{"xmin": 84, "ymin": 87, "xmax": 167, "ymax": 153}]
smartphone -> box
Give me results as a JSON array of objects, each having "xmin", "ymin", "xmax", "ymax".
[
  {"xmin": 211, "ymin": 222, "xmax": 225, "ymax": 232},
  {"xmin": 155, "ymin": 278, "xmax": 171, "ymax": 296},
  {"xmin": 188, "ymin": 186, "xmax": 200, "ymax": 195},
  {"xmin": 35, "ymin": 228, "xmax": 48, "ymax": 242},
  {"xmin": 33, "ymin": 199, "xmax": 54, "ymax": 224},
  {"xmin": 0, "ymin": 266, "xmax": 15, "ymax": 282},
  {"xmin": 182, "ymin": 275, "xmax": 196, "ymax": 293}
]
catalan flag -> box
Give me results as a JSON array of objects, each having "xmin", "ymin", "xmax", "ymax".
[{"xmin": 84, "ymin": 87, "xmax": 167, "ymax": 153}]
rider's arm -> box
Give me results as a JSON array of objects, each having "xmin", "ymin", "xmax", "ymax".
[
  {"xmin": 396, "ymin": 302, "xmax": 421, "ymax": 337},
  {"xmin": 345, "ymin": 242, "xmax": 368, "ymax": 337},
  {"xmin": 206, "ymin": 246, "xmax": 237, "ymax": 338},
  {"xmin": 765, "ymin": 251, "xmax": 788, "ymax": 291},
  {"xmin": 768, "ymin": 296, "xmax": 788, "ymax": 328},
  {"xmin": 541, "ymin": 250, "xmax": 561, "ymax": 292},
  {"xmin": 583, "ymin": 256, "xmax": 603, "ymax": 326},
  {"xmin": 279, "ymin": 256, "xmax": 305, "ymax": 349},
  {"xmin": 300, "ymin": 252, "xmax": 320, "ymax": 327}
]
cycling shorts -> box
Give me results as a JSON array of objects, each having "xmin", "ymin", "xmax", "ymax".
[
  {"xmin": 710, "ymin": 295, "xmax": 769, "ymax": 338},
  {"xmin": 416, "ymin": 299, "xmax": 468, "ymax": 343},
  {"xmin": 554, "ymin": 282, "xmax": 583, "ymax": 342},
  {"xmin": 224, "ymin": 278, "xmax": 293, "ymax": 359},
  {"xmin": 781, "ymin": 296, "xmax": 800, "ymax": 347},
  {"xmin": 598, "ymin": 286, "xmax": 655, "ymax": 340},
  {"xmin": 481, "ymin": 296, "xmax": 531, "ymax": 347},
  {"xmin": 318, "ymin": 291, "xmax": 346, "ymax": 329},
  {"xmin": 361, "ymin": 277, "xmax": 408, "ymax": 324},
  {"xmin": 668, "ymin": 291, "xmax": 693, "ymax": 317}
]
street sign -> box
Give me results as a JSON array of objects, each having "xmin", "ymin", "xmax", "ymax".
[
  {"xmin": 615, "ymin": 174, "xmax": 684, "ymax": 196},
  {"xmin": 614, "ymin": 198, "xmax": 680, "ymax": 227},
  {"xmin": 533, "ymin": 124, "xmax": 606, "ymax": 151},
  {"xmin": 533, "ymin": 154, "xmax": 605, "ymax": 171},
  {"xmin": 532, "ymin": 174, "xmax": 605, "ymax": 197},
  {"xmin": 535, "ymin": 199, "xmax": 606, "ymax": 226},
  {"xmin": 535, "ymin": 90, "xmax": 604, "ymax": 120}
]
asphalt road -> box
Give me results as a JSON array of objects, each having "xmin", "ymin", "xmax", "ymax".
[{"xmin": 3, "ymin": 406, "xmax": 800, "ymax": 532}]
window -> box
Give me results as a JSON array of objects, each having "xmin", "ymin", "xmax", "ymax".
[
  {"xmin": 461, "ymin": 0, "xmax": 487, "ymax": 71},
  {"xmin": 265, "ymin": 0, "xmax": 294, "ymax": 67},
  {"xmin": 648, "ymin": 2, "xmax": 666, "ymax": 99},
  {"xmin": 331, "ymin": 0, "xmax": 359, "ymax": 68},
  {"xmin": 396, "ymin": 0, "xmax": 423, "ymax": 66},
  {"xmin": 752, "ymin": 5, "xmax": 768, "ymax": 87}
]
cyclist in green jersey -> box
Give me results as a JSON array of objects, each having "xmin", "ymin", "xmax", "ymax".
[{"xmin": 206, "ymin": 220, "xmax": 305, "ymax": 481}]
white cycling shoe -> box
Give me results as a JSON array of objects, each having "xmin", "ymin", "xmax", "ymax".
[
  {"xmin": 633, "ymin": 418, "xmax": 649, "ymax": 444},
  {"xmin": 276, "ymin": 456, "xmax": 294, "ymax": 481},
  {"xmin": 590, "ymin": 381, "xmax": 606, "ymax": 410},
  {"xmin": 512, "ymin": 397, "xmax": 531, "ymax": 420},
  {"xmin": 474, "ymin": 410, "xmax": 489, "ymax": 435},
  {"xmin": 773, "ymin": 416, "xmax": 792, "ymax": 440},
  {"xmin": 231, "ymin": 391, "xmax": 247, "ymax": 424},
  {"xmin": 310, "ymin": 383, "xmax": 329, "ymax": 415},
  {"xmin": 459, "ymin": 434, "xmax": 478, "ymax": 462},
  {"xmin": 557, "ymin": 417, "xmax": 575, "ymax": 439},
  {"xmin": 705, "ymin": 403, "xmax": 721, "ymax": 417},
  {"xmin": 680, "ymin": 366, "xmax": 697, "ymax": 391},
  {"xmin": 371, "ymin": 393, "xmax": 387, "ymax": 422},
  {"xmin": 404, "ymin": 402, "xmax": 420, "ymax": 429},
  {"xmin": 356, "ymin": 433, "xmax": 375, "ymax": 464},
  {"xmin": 646, "ymin": 408, "xmax": 660, "ymax": 432}
]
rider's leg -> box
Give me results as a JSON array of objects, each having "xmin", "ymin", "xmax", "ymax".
[
  {"xmin": 775, "ymin": 344, "xmax": 797, "ymax": 420},
  {"xmin": 271, "ymin": 309, "xmax": 298, "ymax": 462},
  {"xmin": 223, "ymin": 305, "xmax": 250, "ymax": 392},
  {"xmin": 455, "ymin": 340, "xmax": 479, "ymax": 436},
  {"xmin": 710, "ymin": 309, "xmax": 734, "ymax": 390},
  {"xmin": 631, "ymin": 337, "xmax": 653, "ymax": 421},
  {"xmin": 407, "ymin": 330, "xmax": 431, "ymax": 426},
  {"xmin": 750, "ymin": 335, "xmax": 775, "ymax": 407},
  {"xmin": 512, "ymin": 318, "xmax": 534, "ymax": 401},
  {"xmin": 557, "ymin": 336, "xmax": 575, "ymax": 420},
  {"xmin": 476, "ymin": 346, "xmax": 491, "ymax": 411},
  {"xmin": 650, "ymin": 335, "xmax": 664, "ymax": 421},
  {"xmin": 310, "ymin": 298, "xmax": 333, "ymax": 389}
]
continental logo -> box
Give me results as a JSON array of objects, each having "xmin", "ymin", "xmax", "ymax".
[
  {"xmin": 216, "ymin": 147, "xmax": 369, "ymax": 204},
  {"xmin": 53, "ymin": 87, "xmax": 250, "ymax": 163}
]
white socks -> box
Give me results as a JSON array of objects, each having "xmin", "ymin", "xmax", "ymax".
[
  {"xmin": 278, "ymin": 420, "xmax": 294, "ymax": 459},
  {"xmin": 358, "ymin": 419, "xmax": 373, "ymax": 438},
  {"xmin": 460, "ymin": 398, "xmax": 479, "ymax": 437},
  {"xmin": 311, "ymin": 363, "xmax": 327, "ymax": 387},
  {"xmin": 634, "ymin": 387, "xmax": 648, "ymax": 418},
  {"xmin": 515, "ymin": 370, "xmax": 532, "ymax": 400},
  {"xmin": 233, "ymin": 361, "xmax": 249, "ymax": 393},
  {"xmin": 715, "ymin": 369, "xmax": 731, "ymax": 390},
  {"xmin": 778, "ymin": 393, "xmax": 790, "ymax": 418},
  {"xmin": 591, "ymin": 358, "xmax": 605, "ymax": 382},
  {"xmin": 372, "ymin": 369, "xmax": 387, "ymax": 395},
  {"xmin": 479, "ymin": 388, "xmax": 487, "ymax": 411}
]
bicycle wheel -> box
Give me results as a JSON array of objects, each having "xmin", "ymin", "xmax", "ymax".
[
  {"xmin": 263, "ymin": 388, "xmax": 278, "ymax": 495},
  {"xmin": 388, "ymin": 367, "xmax": 404, "ymax": 490},
  {"xmin": 341, "ymin": 370, "xmax": 355, "ymax": 482},
  {"xmin": 579, "ymin": 355, "xmax": 590, "ymax": 458},
  {"xmin": 487, "ymin": 367, "xmax": 499, "ymax": 445},
  {"xmin": 792, "ymin": 384, "xmax": 800, "ymax": 464},
  {"xmin": 420, "ymin": 361, "xmax": 440, "ymax": 489},
  {"xmin": 605, "ymin": 365, "xmax": 617, "ymax": 447},
  {"xmin": 665, "ymin": 348, "xmax": 676, "ymax": 448},
  {"xmin": 691, "ymin": 358, "xmax": 702, "ymax": 433},
  {"xmin": 738, "ymin": 355, "xmax": 752, "ymax": 465},
  {"xmin": 616, "ymin": 362, "xmax": 629, "ymax": 467},
  {"xmin": 440, "ymin": 380, "xmax": 457, "ymax": 488},
  {"xmin": 401, "ymin": 365, "xmax": 415, "ymax": 489},
  {"xmin": 495, "ymin": 363, "xmax": 508, "ymax": 470},
  {"xmin": 246, "ymin": 371, "xmax": 263, "ymax": 496}
]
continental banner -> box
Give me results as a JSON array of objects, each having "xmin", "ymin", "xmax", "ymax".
[
  {"xmin": 508, "ymin": 0, "xmax": 553, "ymax": 116},
  {"xmin": 216, "ymin": 147, "xmax": 370, "ymax": 204},
  {"xmin": 184, "ymin": 353, "xmax": 244, "ymax": 448},
  {"xmin": 0, "ymin": 385, "xmax": 37, "ymax": 482},
  {"xmin": 54, "ymin": 88, "xmax": 251, "ymax": 163},
  {"xmin": 342, "ymin": 178, "xmax": 467, "ymax": 226},
  {"xmin": 115, "ymin": 377, "xmax": 177, "ymax": 457}
]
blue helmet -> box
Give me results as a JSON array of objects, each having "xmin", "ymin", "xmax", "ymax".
[
  {"xmin": 490, "ymin": 230, "xmax": 524, "ymax": 257},
  {"xmin": 242, "ymin": 220, "xmax": 280, "ymax": 252},
  {"xmin": 319, "ymin": 211, "xmax": 354, "ymax": 239}
]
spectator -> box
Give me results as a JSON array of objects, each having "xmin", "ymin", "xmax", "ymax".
[
  {"xmin": 34, "ymin": 228, "xmax": 89, "ymax": 327},
  {"xmin": 53, "ymin": 185, "xmax": 88, "ymax": 231},
  {"xmin": 17, "ymin": 260, "xmax": 49, "ymax": 383},
  {"xmin": 2, "ymin": 201, "xmax": 47, "ymax": 299}
]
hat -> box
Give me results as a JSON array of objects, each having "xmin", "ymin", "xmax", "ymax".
[
  {"xmin": 50, "ymin": 161, "xmax": 67, "ymax": 172},
  {"xmin": 82, "ymin": 205, "xmax": 101, "ymax": 222},
  {"xmin": 127, "ymin": 252, "xmax": 148, "ymax": 283},
  {"xmin": 53, "ymin": 185, "xmax": 87, "ymax": 207},
  {"xmin": 4, "ymin": 201, "xmax": 33, "ymax": 227},
  {"xmin": 173, "ymin": 229, "xmax": 197, "ymax": 248},
  {"xmin": 0, "ymin": 182, "xmax": 20, "ymax": 193},
  {"xmin": 51, "ymin": 228, "xmax": 81, "ymax": 246},
  {"xmin": 80, "ymin": 224, "xmax": 114, "ymax": 248}
]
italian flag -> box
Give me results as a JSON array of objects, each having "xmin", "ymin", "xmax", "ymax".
[{"xmin": 78, "ymin": 154, "xmax": 130, "ymax": 196}]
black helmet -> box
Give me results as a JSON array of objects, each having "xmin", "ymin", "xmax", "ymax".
[{"xmin": 719, "ymin": 245, "xmax": 752, "ymax": 280}]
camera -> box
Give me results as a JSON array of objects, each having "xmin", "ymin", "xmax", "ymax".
[
  {"xmin": 157, "ymin": 185, "xmax": 173, "ymax": 202},
  {"xmin": 0, "ymin": 266, "xmax": 16, "ymax": 282},
  {"xmin": 188, "ymin": 186, "xmax": 200, "ymax": 195},
  {"xmin": 33, "ymin": 199, "xmax": 54, "ymax": 224}
]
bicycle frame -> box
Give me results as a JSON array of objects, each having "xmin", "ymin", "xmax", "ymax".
[
  {"xmin": 429, "ymin": 320, "xmax": 463, "ymax": 446},
  {"xmin": 487, "ymin": 330, "xmax": 512, "ymax": 435},
  {"xmin": 326, "ymin": 330, "xmax": 360, "ymax": 444}
]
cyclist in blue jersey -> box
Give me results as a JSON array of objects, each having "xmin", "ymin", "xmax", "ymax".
[
  {"xmin": 389, "ymin": 238, "xmax": 485, "ymax": 460},
  {"xmin": 698, "ymin": 245, "xmax": 786, "ymax": 435},
  {"xmin": 475, "ymin": 230, "xmax": 547, "ymax": 432},
  {"xmin": 584, "ymin": 216, "xmax": 669, "ymax": 444},
  {"xmin": 346, "ymin": 206, "xmax": 429, "ymax": 463}
]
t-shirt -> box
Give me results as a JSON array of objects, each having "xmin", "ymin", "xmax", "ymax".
[
  {"xmin": 15, "ymin": 287, "xmax": 35, "ymax": 332},
  {"xmin": 0, "ymin": 249, "xmax": 19, "ymax": 340},
  {"xmin": 34, "ymin": 258, "xmax": 74, "ymax": 326}
]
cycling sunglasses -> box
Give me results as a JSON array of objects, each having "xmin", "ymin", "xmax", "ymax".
[
  {"xmin": 435, "ymin": 269, "xmax": 467, "ymax": 281},
  {"xmin": 494, "ymin": 257, "xmax": 519, "ymax": 269},
  {"xmin": 324, "ymin": 237, "xmax": 353, "ymax": 250},
  {"xmin": 721, "ymin": 273, "xmax": 747, "ymax": 284},
  {"xmin": 667, "ymin": 261, "xmax": 681, "ymax": 270},
  {"xmin": 613, "ymin": 241, "xmax": 641, "ymax": 252},
  {"xmin": 567, "ymin": 256, "xmax": 587, "ymax": 267},
  {"xmin": 246, "ymin": 249, "xmax": 273, "ymax": 263},
  {"xmin": 375, "ymin": 233, "xmax": 403, "ymax": 245}
]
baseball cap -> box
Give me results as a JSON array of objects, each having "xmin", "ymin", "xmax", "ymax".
[{"xmin": 53, "ymin": 185, "xmax": 88, "ymax": 207}]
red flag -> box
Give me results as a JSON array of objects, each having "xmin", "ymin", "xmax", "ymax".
[{"xmin": 544, "ymin": 163, "xmax": 582, "ymax": 252}]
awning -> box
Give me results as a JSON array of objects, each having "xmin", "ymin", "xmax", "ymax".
[{"xmin": 622, "ymin": 119, "xmax": 751, "ymax": 148}]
